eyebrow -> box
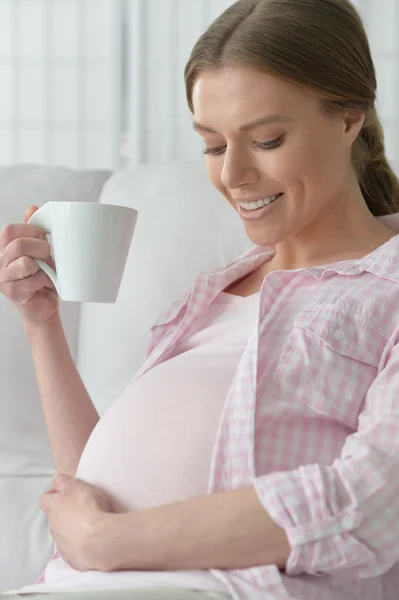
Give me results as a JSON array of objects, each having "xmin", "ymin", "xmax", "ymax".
[{"xmin": 192, "ymin": 114, "xmax": 294, "ymax": 133}]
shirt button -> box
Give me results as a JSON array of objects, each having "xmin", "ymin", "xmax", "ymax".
[
  {"xmin": 341, "ymin": 515, "xmax": 355, "ymax": 531},
  {"xmin": 333, "ymin": 329, "xmax": 345, "ymax": 341}
]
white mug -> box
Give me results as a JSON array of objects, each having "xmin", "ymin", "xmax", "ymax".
[{"xmin": 28, "ymin": 201, "xmax": 138, "ymax": 303}]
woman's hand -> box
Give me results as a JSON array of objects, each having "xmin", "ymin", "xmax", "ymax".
[
  {"xmin": 39, "ymin": 473, "xmax": 114, "ymax": 572},
  {"xmin": 0, "ymin": 206, "xmax": 59, "ymax": 327}
]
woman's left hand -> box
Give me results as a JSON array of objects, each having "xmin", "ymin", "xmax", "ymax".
[{"xmin": 39, "ymin": 473, "xmax": 113, "ymax": 572}]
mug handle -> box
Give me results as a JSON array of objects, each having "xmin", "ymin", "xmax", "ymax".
[{"xmin": 28, "ymin": 204, "xmax": 59, "ymax": 293}]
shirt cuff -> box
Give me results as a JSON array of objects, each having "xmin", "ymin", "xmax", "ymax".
[{"xmin": 253, "ymin": 465, "xmax": 376, "ymax": 577}]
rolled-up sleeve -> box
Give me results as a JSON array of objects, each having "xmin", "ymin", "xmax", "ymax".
[{"xmin": 254, "ymin": 338, "xmax": 399, "ymax": 578}]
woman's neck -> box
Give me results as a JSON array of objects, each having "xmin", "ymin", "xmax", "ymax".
[{"xmin": 271, "ymin": 186, "xmax": 396, "ymax": 271}]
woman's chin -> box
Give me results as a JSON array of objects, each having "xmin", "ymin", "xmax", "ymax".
[{"xmin": 243, "ymin": 223, "xmax": 282, "ymax": 248}]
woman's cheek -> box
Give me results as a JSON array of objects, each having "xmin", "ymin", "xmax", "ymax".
[{"xmin": 206, "ymin": 160, "xmax": 225, "ymax": 194}]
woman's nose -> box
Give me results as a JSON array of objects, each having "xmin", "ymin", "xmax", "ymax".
[{"xmin": 221, "ymin": 150, "xmax": 259, "ymax": 190}]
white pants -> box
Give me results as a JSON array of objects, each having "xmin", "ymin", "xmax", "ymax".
[{"xmin": 1, "ymin": 588, "xmax": 231, "ymax": 600}]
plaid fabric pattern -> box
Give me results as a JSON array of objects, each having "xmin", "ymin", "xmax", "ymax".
[{"xmin": 133, "ymin": 234, "xmax": 399, "ymax": 600}]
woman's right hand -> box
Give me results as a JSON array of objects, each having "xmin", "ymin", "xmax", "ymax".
[{"xmin": 0, "ymin": 205, "xmax": 60, "ymax": 327}]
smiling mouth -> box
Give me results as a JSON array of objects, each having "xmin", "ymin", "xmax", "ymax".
[{"xmin": 238, "ymin": 193, "xmax": 283, "ymax": 211}]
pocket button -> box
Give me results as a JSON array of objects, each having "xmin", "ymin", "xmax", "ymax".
[
  {"xmin": 333, "ymin": 328, "xmax": 345, "ymax": 341},
  {"xmin": 341, "ymin": 515, "xmax": 355, "ymax": 531}
]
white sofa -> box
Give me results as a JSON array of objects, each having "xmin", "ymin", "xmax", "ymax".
[{"xmin": 0, "ymin": 161, "xmax": 252, "ymax": 592}]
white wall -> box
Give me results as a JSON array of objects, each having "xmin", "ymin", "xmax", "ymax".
[{"xmin": 0, "ymin": 0, "xmax": 398, "ymax": 173}]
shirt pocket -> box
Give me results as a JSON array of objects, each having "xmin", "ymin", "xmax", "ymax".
[
  {"xmin": 150, "ymin": 297, "xmax": 187, "ymax": 328},
  {"xmin": 147, "ymin": 292, "xmax": 190, "ymax": 354},
  {"xmin": 273, "ymin": 308, "xmax": 385, "ymax": 427}
]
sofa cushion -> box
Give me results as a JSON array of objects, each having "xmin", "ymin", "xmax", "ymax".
[
  {"xmin": 0, "ymin": 165, "xmax": 111, "ymax": 592},
  {"xmin": 77, "ymin": 160, "xmax": 253, "ymax": 415},
  {"xmin": 0, "ymin": 476, "xmax": 54, "ymax": 593}
]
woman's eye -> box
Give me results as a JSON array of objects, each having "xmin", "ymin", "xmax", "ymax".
[
  {"xmin": 202, "ymin": 145, "xmax": 226, "ymax": 156},
  {"xmin": 202, "ymin": 135, "xmax": 284, "ymax": 156},
  {"xmin": 258, "ymin": 135, "xmax": 284, "ymax": 150}
]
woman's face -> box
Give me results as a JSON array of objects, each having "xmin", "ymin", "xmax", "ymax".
[{"xmin": 192, "ymin": 65, "xmax": 363, "ymax": 247}]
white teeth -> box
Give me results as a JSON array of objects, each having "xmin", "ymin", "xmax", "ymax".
[{"xmin": 239, "ymin": 193, "xmax": 281, "ymax": 211}]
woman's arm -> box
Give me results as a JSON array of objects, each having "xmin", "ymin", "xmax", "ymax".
[
  {"xmin": 96, "ymin": 486, "xmax": 290, "ymax": 572},
  {"xmin": 26, "ymin": 315, "xmax": 99, "ymax": 477},
  {"xmin": 252, "ymin": 337, "xmax": 399, "ymax": 579}
]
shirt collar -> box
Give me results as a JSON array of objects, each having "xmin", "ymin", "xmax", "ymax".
[
  {"xmin": 309, "ymin": 213, "xmax": 399, "ymax": 281},
  {"xmin": 202, "ymin": 217, "xmax": 399, "ymax": 287},
  {"xmin": 279, "ymin": 233, "xmax": 399, "ymax": 282}
]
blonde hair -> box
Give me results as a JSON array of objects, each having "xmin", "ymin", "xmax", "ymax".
[{"xmin": 184, "ymin": 0, "xmax": 399, "ymax": 216}]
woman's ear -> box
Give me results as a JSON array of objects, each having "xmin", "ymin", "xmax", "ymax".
[{"xmin": 343, "ymin": 109, "xmax": 365, "ymax": 147}]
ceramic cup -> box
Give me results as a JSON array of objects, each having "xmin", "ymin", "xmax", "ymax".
[{"xmin": 28, "ymin": 201, "xmax": 138, "ymax": 303}]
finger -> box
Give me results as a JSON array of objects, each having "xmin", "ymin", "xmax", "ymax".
[
  {"xmin": 0, "ymin": 255, "xmax": 40, "ymax": 285},
  {"xmin": 47, "ymin": 256, "xmax": 56, "ymax": 271},
  {"xmin": 39, "ymin": 490, "xmax": 56, "ymax": 513},
  {"xmin": 24, "ymin": 205, "xmax": 39, "ymax": 224},
  {"xmin": 3, "ymin": 270, "xmax": 56, "ymax": 303},
  {"xmin": 0, "ymin": 223, "xmax": 47, "ymax": 253},
  {"xmin": 1, "ymin": 237, "xmax": 51, "ymax": 270}
]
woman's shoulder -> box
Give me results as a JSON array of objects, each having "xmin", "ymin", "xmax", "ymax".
[{"xmin": 365, "ymin": 232, "xmax": 399, "ymax": 284}]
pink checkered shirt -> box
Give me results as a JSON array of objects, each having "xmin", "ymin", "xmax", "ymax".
[{"xmin": 133, "ymin": 232, "xmax": 399, "ymax": 600}]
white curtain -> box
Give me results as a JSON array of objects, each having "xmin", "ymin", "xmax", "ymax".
[
  {"xmin": 0, "ymin": 0, "xmax": 122, "ymax": 169},
  {"xmin": 353, "ymin": 0, "xmax": 399, "ymax": 176}
]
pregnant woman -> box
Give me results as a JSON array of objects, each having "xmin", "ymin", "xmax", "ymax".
[{"xmin": 1, "ymin": 1, "xmax": 399, "ymax": 599}]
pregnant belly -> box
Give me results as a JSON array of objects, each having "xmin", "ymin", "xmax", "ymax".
[{"xmin": 75, "ymin": 353, "xmax": 233, "ymax": 512}]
